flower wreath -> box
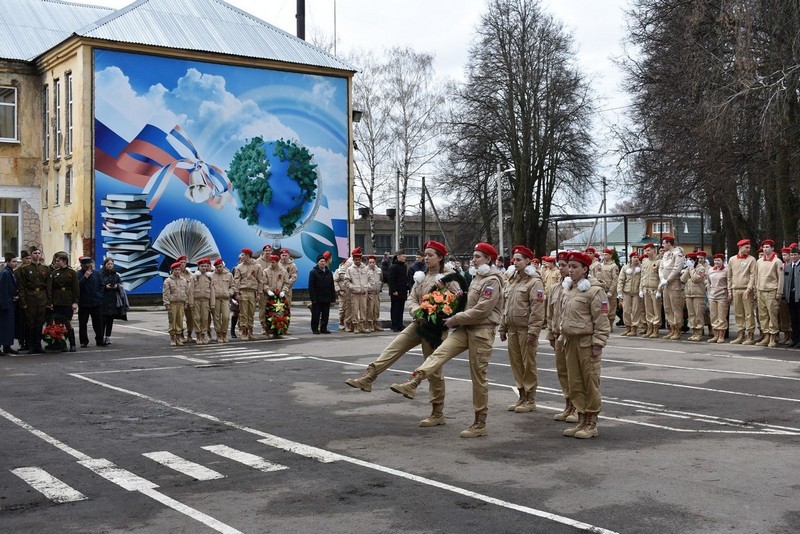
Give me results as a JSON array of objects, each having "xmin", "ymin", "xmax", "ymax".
[
  {"xmin": 42, "ymin": 315, "xmax": 69, "ymax": 351},
  {"xmin": 265, "ymin": 290, "xmax": 291, "ymax": 337},
  {"xmin": 412, "ymin": 272, "xmax": 469, "ymax": 348}
]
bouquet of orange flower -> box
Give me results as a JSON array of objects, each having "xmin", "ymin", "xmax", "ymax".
[
  {"xmin": 42, "ymin": 321, "xmax": 68, "ymax": 351},
  {"xmin": 412, "ymin": 272, "xmax": 468, "ymax": 348},
  {"xmin": 265, "ymin": 290, "xmax": 290, "ymax": 338}
]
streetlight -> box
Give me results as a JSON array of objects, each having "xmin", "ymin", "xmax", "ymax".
[{"xmin": 496, "ymin": 163, "xmax": 515, "ymax": 260}]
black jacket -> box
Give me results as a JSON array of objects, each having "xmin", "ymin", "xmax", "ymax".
[
  {"xmin": 388, "ymin": 257, "xmax": 408, "ymax": 296},
  {"xmin": 308, "ymin": 265, "xmax": 335, "ymax": 303},
  {"xmin": 78, "ymin": 268, "xmax": 104, "ymax": 307},
  {"xmin": 407, "ymin": 261, "xmax": 426, "ymax": 291}
]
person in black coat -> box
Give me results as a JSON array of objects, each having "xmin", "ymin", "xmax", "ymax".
[
  {"xmin": 407, "ymin": 252, "xmax": 426, "ymax": 291},
  {"xmin": 388, "ymin": 252, "xmax": 408, "ymax": 331},
  {"xmin": 100, "ymin": 258, "xmax": 126, "ymax": 344},
  {"xmin": 308, "ymin": 254, "xmax": 336, "ymax": 334},
  {"xmin": 1, "ymin": 253, "xmax": 19, "ymax": 354},
  {"xmin": 78, "ymin": 256, "xmax": 106, "ymax": 347}
]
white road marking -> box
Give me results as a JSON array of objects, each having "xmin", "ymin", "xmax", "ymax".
[
  {"xmin": 78, "ymin": 366, "xmax": 187, "ymax": 375},
  {"xmin": 143, "ymin": 451, "xmax": 225, "ymax": 480},
  {"xmin": 217, "ymin": 354, "xmax": 291, "ymax": 361},
  {"xmin": 0, "ymin": 408, "xmax": 242, "ymax": 534},
  {"xmin": 69, "ymin": 374, "xmax": 619, "ymax": 534},
  {"xmin": 113, "ymin": 324, "xmax": 169, "ymax": 336},
  {"xmin": 236, "ymin": 356, "xmax": 305, "ymax": 363},
  {"xmin": 11, "ymin": 467, "xmax": 87, "ymax": 503},
  {"xmin": 202, "ymin": 445, "xmax": 288, "ymax": 473},
  {"xmin": 602, "ymin": 358, "xmax": 800, "ymax": 382},
  {"xmin": 77, "ymin": 458, "xmax": 158, "ymax": 491},
  {"xmin": 170, "ymin": 355, "xmax": 210, "ymax": 363}
]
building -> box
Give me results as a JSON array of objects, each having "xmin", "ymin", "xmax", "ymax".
[
  {"xmin": 353, "ymin": 213, "xmax": 463, "ymax": 257},
  {"xmin": 1, "ymin": 0, "xmax": 356, "ymax": 292}
]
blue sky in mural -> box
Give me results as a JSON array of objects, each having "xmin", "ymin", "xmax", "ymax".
[{"xmin": 94, "ymin": 49, "xmax": 349, "ymax": 293}]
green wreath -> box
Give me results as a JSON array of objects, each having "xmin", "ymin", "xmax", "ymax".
[
  {"xmin": 228, "ymin": 136, "xmax": 272, "ymax": 226},
  {"xmin": 274, "ymin": 138, "xmax": 319, "ymax": 235}
]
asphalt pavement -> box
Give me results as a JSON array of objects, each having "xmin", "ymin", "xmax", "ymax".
[{"xmin": 1, "ymin": 302, "xmax": 799, "ymax": 534}]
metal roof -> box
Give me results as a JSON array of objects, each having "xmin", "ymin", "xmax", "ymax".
[
  {"xmin": 0, "ymin": 0, "xmax": 113, "ymax": 61},
  {"xmin": 2, "ymin": 0, "xmax": 357, "ymax": 73}
]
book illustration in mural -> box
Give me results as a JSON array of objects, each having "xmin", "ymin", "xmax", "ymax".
[
  {"xmin": 151, "ymin": 218, "xmax": 220, "ymax": 275},
  {"xmin": 101, "ymin": 194, "xmax": 160, "ymax": 291},
  {"xmin": 229, "ymin": 137, "xmax": 321, "ymax": 238}
]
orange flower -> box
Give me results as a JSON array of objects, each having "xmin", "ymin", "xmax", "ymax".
[
  {"xmin": 442, "ymin": 305, "xmax": 452, "ymax": 315},
  {"xmin": 433, "ymin": 292, "xmax": 444, "ymax": 303}
]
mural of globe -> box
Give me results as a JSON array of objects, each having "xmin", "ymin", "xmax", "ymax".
[{"xmin": 229, "ymin": 137, "xmax": 321, "ymax": 238}]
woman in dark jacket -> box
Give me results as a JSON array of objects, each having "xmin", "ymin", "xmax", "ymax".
[
  {"xmin": 100, "ymin": 258, "xmax": 126, "ymax": 344},
  {"xmin": 387, "ymin": 252, "xmax": 408, "ymax": 331},
  {"xmin": 308, "ymin": 254, "xmax": 336, "ymax": 334}
]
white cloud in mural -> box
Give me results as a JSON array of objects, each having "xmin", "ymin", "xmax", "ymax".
[{"xmin": 310, "ymin": 78, "xmax": 337, "ymax": 107}]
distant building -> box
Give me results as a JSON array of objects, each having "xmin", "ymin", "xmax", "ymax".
[{"xmin": 354, "ymin": 213, "xmax": 463, "ymax": 257}]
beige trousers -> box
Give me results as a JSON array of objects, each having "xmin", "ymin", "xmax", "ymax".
[
  {"xmin": 685, "ymin": 296, "xmax": 705, "ymax": 329},
  {"xmin": 507, "ymin": 327, "xmax": 538, "ymax": 399},
  {"xmin": 367, "ymin": 292, "xmax": 380, "ymax": 324},
  {"xmin": 168, "ymin": 303, "xmax": 185, "ymax": 336},
  {"xmin": 553, "ymin": 336, "xmax": 569, "ymax": 398},
  {"xmin": 213, "ymin": 299, "xmax": 230, "ymax": 334},
  {"xmin": 642, "ymin": 288, "xmax": 661, "ymax": 327},
  {"xmin": 622, "ymin": 294, "xmax": 643, "ymax": 329},
  {"xmin": 350, "ymin": 292, "xmax": 368, "ymax": 326},
  {"xmin": 563, "ymin": 334, "xmax": 601, "ymax": 413},
  {"xmin": 192, "ymin": 299, "xmax": 210, "ymax": 334},
  {"xmin": 732, "ymin": 289, "xmax": 755, "ymax": 333},
  {"xmin": 709, "ymin": 299, "xmax": 729, "ymax": 331},
  {"xmin": 238, "ymin": 289, "xmax": 257, "ymax": 330},
  {"xmin": 663, "ymin": 282, "xmax": 684, "ymax": 326},
  {"xmin": 756, "ymin": 292, "xmax": 780, "ymax": 334}
]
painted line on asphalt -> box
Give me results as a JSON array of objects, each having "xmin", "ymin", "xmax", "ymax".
[
  {"xmin": 113, "ymin": 324, "xmax": 169, "ymax": 336},
  {"xmin": 0, "ymin": 408, "xmax": 242, "ymax": 534},
  {"xmin": 202, "ymin": 445, "xmax": 288, "ymax": 473},
  {"xmin": 143, "ymin": 451, "xmax": 226, "ymax": 480},
  {"xmin": 601, "ymin": 358, "xmax": 800, "ymax": 382},
  {"xmin": 216, "ymin": 354, "xmax": 290, "ymax": 361},
  {"xmin": 69, "ymin": 373, "xmax": 620, "ymax": 534},
  {"xmin": 11, "ymin": 467, "xmax": 87, "ymax": 503},
  {"xmin": 78, "ymin": 366, "xmax": 187, "ymax": 375}
]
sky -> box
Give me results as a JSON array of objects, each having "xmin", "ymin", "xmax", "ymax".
[{"xmin": 70, "ymin": 0, "xmax": 632, "ymax": 206}]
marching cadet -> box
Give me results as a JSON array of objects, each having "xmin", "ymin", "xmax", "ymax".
[
  {"xmin": 548, "ymin": 251, "xmax": 578, "ymax": 423},
  {"xmin": 17, "ymin": 247, "xmax": 49, "ymax": 353},
  {"xmin": 345, "ymin": 249, "xmax": 372, "ymax": 333},
  {"xmin": 47, "ymin": 252, "xmax": 79, "ymax": 352},
  {"xmin": 755, "ymin": 239, "xmax": 783, "ymax": 348},
  {"xmin": 596, "ymin": 248, "xmax": 620, "ymax": 330},
  {"xmin": 334, "ymin": 257, "xmax": 353, "ymax": 331},
  {"xmin": 658, "ymin": 235, "xmax": 685, "ymax": 340},
  {"xmin": 233, "ymin": 248, "xmax": 263, "ymax": 341},
  {"xmin": 706, "ymin": 253, "xmax": 729, "ymax": 343},
  {"xmin": 682, "ymin": 252, "xmax": 707, "ymax": 341},
  {"xmin": 616, "ymin": 251, "xmax": 643, "ymax": 336},
  {"xmin": 390, "ymin": 243, "xmax": 504, "ymax": 438},
  {"xmin": 189, "ymin": 258, "xmax": 215, "ymax": 345},
  {"xmin": 366, "ymin": 255, "xmax": 383, "ymax": 332},
  {"xmin": 498, "ymin": 245, "xmax": 545, "ymax": 414},
  {"xmin": 639, "ymin": 243, "xmax": 661, "ymax": 338},
  {"xmin": 559, "ymin": 251, "xmax": 610, "ymax": 439},
  {"xmin": 211, "ymin": 258, "xmax": 234, "ymax": 343},
  {"xmin": 728, "ymin": 239, "xmax": 757, "ymax": 345},
  {"xmin": 345, "ymin": 241, "xmax": 460, "ymax": 427},
  {"xmin": 163, "ymin": 261, "xmax": 189, "ymax": 346},
  {"xmin": 779, "ymin": 247, "xmax": 793, "ymax": 344},
  {"xmin": 540, "ymin": 256, "xmax": 562, "ymax": 329}
]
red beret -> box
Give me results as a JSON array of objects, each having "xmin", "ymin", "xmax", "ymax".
[
  {"xmin": 556, "ymin": 251, "xmax": 569, "ymax": 262},
  {"xmin": 197, "ymin": 258, "xmax": 211, "ymax": 265},
  {"xmin": 713, "ymin": 253, "xmax": 725, "ymax": 259},
  {"xmin": 696, "ymin": 250, "xmax": 707, "ymax": 256},
  {"xmin": 585, "ymin": 246, "xmax": 596, "ymax": 254},
  {"xmin": 686, "ymin": 252, "xmax": 697, "ymax": 259},
  {"xmin": 661, "ymin": 235, "xmax": 675, "ymax": 242},
  {"xmin": 781, "ymin": 247, "xmax": 791, "ymax": 253},
  {"xmin": 542, "ymin": 256, "xmax": 554, "ymax": 263},
  {"xmin": 177, "ymin": 255, "xmax": 187, "ymax": 261},
  {"xmin": 594, "ymin": 253, "xmax": 600, "ymax": 260},
  {"xmin": 423, "ymin": 240, "xmax": 447, "ymax": 257},
  {"xmin": 629, "ymin": 251, "xmax": 639, "ymax": 257},
  {"xmin": 643, "ymin": 243, "xmax": 655, "ymax": 250},
  {"xmin": 568, "ymin": 251, "xmax": 592, "ymax": 268},
  {"xmin": 603, "ymin": 248, "xmax": 613, "ymax": 255},
  {"xmin": 757, "ymin": 248, "xmax": 763, "ymax": 254},
  {"xmin": 532, "ymin": 257, "xmax": 540, "ymax": 263},
  {"xmin": 170, "ymin": 261, "xmax": 181, "ymax": 269},
  {"xmin": 737, "ymin": 239, "xmax": 750, "ymax": 247},
  {"xmin": 351, "ymin": 247, "xmax": 362, "ymax": 257},
  {"xmin": 241, "ymin": 248, "xmax": 253, "ymax": 256},
  {"xmin": 269, "ymin": 254, "xmax": 280, "ymax": 261},
  {"xmin": 279, "ymin": 248, "xmax": 289, "ymax": 254},
  {"xmin": 323, "ymin": 250, "xmax": 331, "ymax": 259},
  {"xmin": 790, "ymin": 243, "xmax": 799, "ymax": 249},
  {"xmin": 262, "ymin": 244, "xmax": 272, "ymax": 250},
  {"xmin": 367, "ymin": 255, "xmax": 376, "ymax": 261},
  {"xmin": 474, "ymin": 242, "xmax": 498, "ymax": 262},
  {"xmin": 761, "ymin": 239, "xmax": 775, "ymax": 247},
  {"xmin": 511, "ymin": 245, "xmax": 534, "ymax": 259},
  {"xmin": 213, "ymin": 258, "xmax": 223, "ymax": 266}
]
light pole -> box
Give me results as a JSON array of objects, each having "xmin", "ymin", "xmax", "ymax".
[{"xmin": 496, "ymin": 164, "xmax": 515, "ymax": 260}]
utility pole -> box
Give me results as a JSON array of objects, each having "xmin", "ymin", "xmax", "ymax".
[
  {"xmin": 395, "ymin": 168, "xmax": 401, "ymax": 251},
  {"xmin": 602, "ymin": 176, "xmax": 608, "ymax": 247},
  {"xmin": 421, "ymin": 176, "xmax": 426, "ymax": 249},
  {"xmin": 296, "ymin": 0, "xmax": 305, "ymax": 40}
]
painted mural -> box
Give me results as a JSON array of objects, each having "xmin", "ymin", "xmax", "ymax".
[{"xmin": 93, "ymin": 49, "xmax": 349, "ymax": 293}]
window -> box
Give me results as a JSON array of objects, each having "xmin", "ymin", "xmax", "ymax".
[
  {"xmin": 374, "ymin": 234, "xmax": 392, "ymax": 253},
  {"xmin": 65, "ymin": 73, "xmax": 73, "ymax": 156},
  {"xmin": 65, "ymin": 166, "xmax": 72, "ymax": 204},
  {"xmin": 652, "ymin": 222, "xmax": 671, "ymax": 234},
  {"xmin": 42, "ymin": 175, "xmax": 48, "ymax": 208},
  {"xmin": 405, "ymin": 234, "xmax": 420, "ymax": 254},
  {"xmin": 428, "ymin": 234, "xmax": 444, "ymax": 244},
  {"xmin": 355, "ymin": 233, "xmax": 365, "ymax": 250},
  {"xmin": 54, "ymin": 79, "xmax": 61, "ymax": 158},
  {"xmin": 54, "ymin": 173, "xmax": 60, "ymax": 206},
  {"xmin": 0, "ymin": 86, "xmax": 18, "ymax": 142},
  {"xmin": 42, "ymin": 85, "xmax": 50, "ymax": 160},
  {"xmin": 0, "ymin": 198, "xmax": 21, "ymax": 255}
]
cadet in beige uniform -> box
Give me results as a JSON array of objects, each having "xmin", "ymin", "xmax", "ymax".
[
  {"xmin": 548, "ymin": 251, "xmax": 578, "ymax": 422},
  {"xmin": 540, "ymin": 256, "xmax": 562, "ymax": 329},
  {"xmin": 279, "ymin": 249, "xmax": 298, "ymax": 304},
  {"xmin": 345, "ymin": 249, "xmax": 372, "ymax": 333},
  {"xmin": 639, "ymin": 243, "xmax": 661, "ymax": 338},
  {"xmin": 366, "ymin": 256, "xmax": 383, "ymax": 332},
  {"xmin": 728, "ymin": 239, "xmax": 757, "ymax": 345},
  {"xmin": 233, "ymin": 248, "xmax": 263, "ymax": 341},
  {"xmin": 596, "ymin": 248, "xmax": 620, "ymax": 330},
  {"xmin": 706, "ymin": 253, "xmax": 729, "ymax": 343},
  {"xmin": 682, "ymin": 252, "xmax": 706, "ymax": 341},
  {"xmin": 334, "ymin": 257, "xmax": 353, "ymax": 330},
  {"xmin": 616, "ymin": 251, "xmax": 643, "ymax": 336},
  {"xmin": 345, "ymin": 241, "xmax": 460, "ymax": 427},
  {"xmin": 755, "ymin": 239, "xmax": 783, "ymax": 348},
  {"xmin": 189, "ymin": 258, "xmax": 215, "ymax": 344},
  {"xmin": 560, "ymin": 251, "xmax": 610, "ymax": 439},
  {"xmin": 211, "ymin": 258, "xmax": 234, "ymax": 343},
  {"xmin": 499, "ymin": 245, "xmax": 545, "ymax": 413},
  {"xmin": 390, "ymin": 243, "xmax": 504, "ymax": 438},
  {"xmin": 658, "ymin": 235, "xmax": 685, "ymax": 340},
  {"xmin": 163, "ymin": 261, "xmax": 189, "ymax": 346}
]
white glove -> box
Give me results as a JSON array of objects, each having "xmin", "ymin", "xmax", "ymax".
[
  {"xmin": 658, "ymin": 278, "xmax": 667, "ymax": 289},
  {"xmin": 639, "ymin": 291, "xmax": 644, "ymax": 299},
  {"xmin": 655, "ymin": 291, "xmax": 662, "ymax": 299},
  {"xmin": 617, "ymin": 293, "xmax": 623, "ymax": 300}
]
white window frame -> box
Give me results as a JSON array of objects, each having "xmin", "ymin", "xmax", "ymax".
[
  {"xmin": 652, "ymin": 222, "xmax": 671, "ymax": 234},
  {"xmin": 54, "ymin": 79, "xmax": 61, "ymax": 159},
  {"xmin": 0, "ymin": 198, "xmax": 23, "ymax": 256},
  {"xmin": 0, "ymin": 86, "xmax": 18, "ymax": 142},
  {"xmin": 42, "ymin": 84, "xmax": 50, "ymax": 161},
  {"xmin": 65, "ymin": 73, "xmax": 73, "ymax": 156}
]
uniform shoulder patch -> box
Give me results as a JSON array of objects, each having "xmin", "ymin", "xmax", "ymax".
[
  {"xmin": 601, "ymin": 300, "xmax": 609, "ymax": 314},
  {"xmin": 481, "ymin": 286, "xmax": 494, "ymax": 299}
]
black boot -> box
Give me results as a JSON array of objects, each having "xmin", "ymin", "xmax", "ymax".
[{"xmin": 230, "ymin": 316, "xmax": 238, "ymax": 338}]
